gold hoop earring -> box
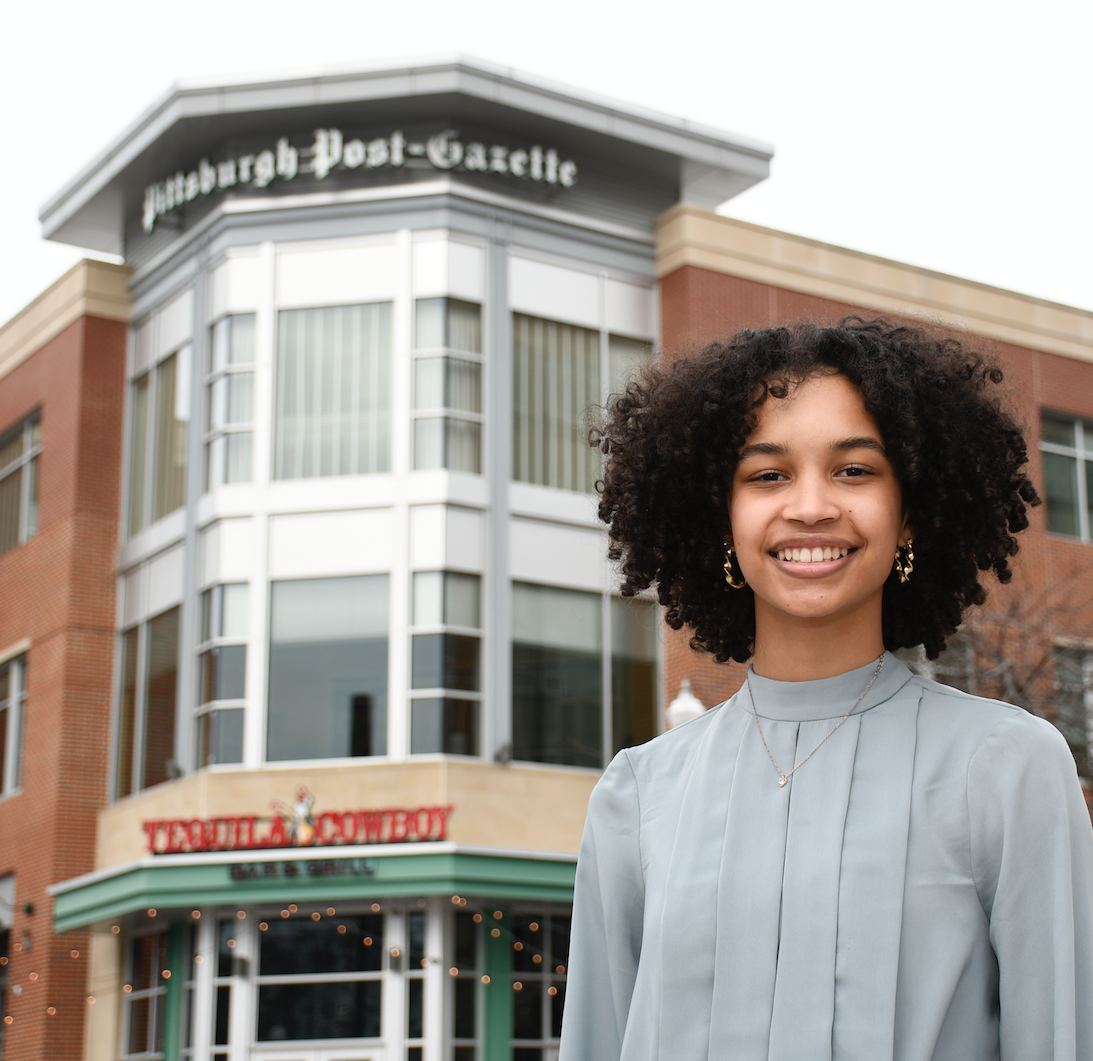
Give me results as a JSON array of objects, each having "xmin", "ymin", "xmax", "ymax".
[
  {"xmin": 894, "ymin": 539, "xmax": 915, "ymax": 584},
  {"xmin": 724, "ymin": 544, "xmax": 747, "ymax": 590}
]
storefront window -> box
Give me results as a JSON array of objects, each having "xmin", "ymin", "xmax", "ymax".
[
  {"xmin": 411, "ymin": 571, "xmax": 481, "ymax": 756},
  {"xmin": 123, "ymin": 931, "xmax": 168, "ymax": 1059},
  {"xmin": 0, "ymin": 414, "xmax": 41, "ymax": 555},
  {"xmin": 413, "ymin": 298, "xmax": 484, "ymax": 474},
  {"xmin": 607, "ymin": 333, "xmax": 652, "ymax": 399},
  {"xmin": 127, "ymin": 348, "xmax": 191, "ymax": 537},
  {"xmin": 205, "ymin": 314, "xmax": 256, "ymax": 489},
  {"xmin": 512, "ymin": 314, "xmax": 600, "ymax": 494},
  {"xmin": 274, "ymin": 302, "xmax": 393, "ymax": 480},
  {"xmin": 267, "ymin": 576, "xmax": 388, "ymax": 761},
  {"xmin": 510, "ymin": 912, "xmax": 570, "ymax": 1060},
  {"xmin": 256, "ymin": 914, "xmax": 384, "ymax": 1040},
  {"xmin": 196, "ymin": 584, "xmax": 248, "ymax": 767},
  {"xmin": 115, "ymin": 608, "xmax": 180, "ymax": 799},
  {"xmin": 0, "ymin": 655, "xmax": 27, "ymax": 797}
]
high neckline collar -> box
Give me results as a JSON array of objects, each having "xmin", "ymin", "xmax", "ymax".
[{"xmin": 741, "ymin": 651, "xmax": 914, "ymax": 722}]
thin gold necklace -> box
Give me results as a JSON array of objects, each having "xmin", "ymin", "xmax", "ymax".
[{"xmin": 746, "ymin": 654, "xmax": 885, "ymax": 787}]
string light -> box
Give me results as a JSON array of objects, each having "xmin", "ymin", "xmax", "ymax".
[
  {"xmin": 70, "ymin": 950, "xmax": 79, "ymax": 959},
  {"xmin": 147, "ymin": 909, "xmax": 157, "ymax": 917},
  {"xmin": 259, "ymin": 923, "xmax": 268, "ymax": 932},
  {"xmin": 449, "ymin": 967, "xmax": 459, "ymax": 977},
  {"xmin": 337, "ymin": 925, "xmax": 347, "ymax": 934},
  {"xmin": 327, "ymin": 907, "xmax": 336, "ymax": 916},
  {"xmin": 86, "ymin": 996, "xmax": 95, "ymax": 1005},
  {"xmin": 371, "ymin": 903, "xmax": 381, "ymax": 913},
  {"xmin": 481, "ymin": 975, "xmax": 490, "ymax": 984},
  {"xmin": 46, "ymin": 1007, "xmax": 57, "ymax": 1016},
  {"xmin": 111, "ymin": 926, "xmax": 120, "ymax": 935},
  {"xmin": 236, "ymin": 911, "xmax": 246, "ymax": 920},
  {"xmin": 288, "ymin": 904, "xmax": 298, "ymax": 913},
  {"xmin": 310, "ymin": 912, "xmax": 321, "ymax": 921},
  {"xmin": 513, "ymin": 981, "xmax": 523, "ymax": 991},
  {"xmin": 191, "ymin": 911, "xmax": 201, "ymax": 920}
]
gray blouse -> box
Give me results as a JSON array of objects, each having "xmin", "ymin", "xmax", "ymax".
[{"xmin": 558, "ymin": 653, "xmax": 1093, "ymax": 1061}]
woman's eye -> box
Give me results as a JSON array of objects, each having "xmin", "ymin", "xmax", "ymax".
[
  {"xmin": 753, "ymin": 470, "xmax": 785, "ymax": 482},
  {"xmin": 837, "ymin": 465, "xmax": 871, "ymax": 478}
]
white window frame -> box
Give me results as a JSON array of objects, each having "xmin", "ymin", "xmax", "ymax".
[
  {"xmin": 0, "ymin": 654, "xmax": 27, "ymax": 797},
  {"xmin": 411, "ymin": 297, "xmax": 486, "ymax": 475},
  {"xmin": 121, "ymin": 928, "xmax": 170, "ymax": 1061},
  {"xmin": 1041, "ymin": 412, "xmax": 1093, "ymax": 541},
  {"xmin": 0, "ymin": 414, "xmax": 41, "ymax": 553},
  {"xmin": 195, "ymin": 584, "xmax": 249, "ymax": 770},
  {"xmin": 204, "ymin": 315, "xmax": 256, "ymax": 491}
]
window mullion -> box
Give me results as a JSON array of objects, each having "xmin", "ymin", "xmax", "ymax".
[{"xmin": 133, "ymin": 622, "xmax": 150, "ymax": 796}]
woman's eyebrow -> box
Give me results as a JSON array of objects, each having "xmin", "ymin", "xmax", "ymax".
[
  {"xmin": 737, "ymin": 441, "xmax": 788, "ymax": 460},
  {"xmin": 834, "ymin": 436, "xmax": 887, "ymax": 454},
  {"xmin": 737, "ymin": 437, "xmax": 887, "ymax": 461}
]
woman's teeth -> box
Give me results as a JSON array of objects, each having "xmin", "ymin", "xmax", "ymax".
[{"xmin": 776, "ymin": 546, "xmax": 850, "ymax": 563}]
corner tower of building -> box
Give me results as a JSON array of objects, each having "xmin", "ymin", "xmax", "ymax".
[{"xmin": 39, "ymin": 57, "xmax": 772, "ymax": 1061}]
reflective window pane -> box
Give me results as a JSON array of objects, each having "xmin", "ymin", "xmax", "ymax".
[
  {"xmin": 267, "ymin": 576, "xmax": 388, "ymax": 760},
  {"xmin": 412, "ymin": 634, "xmax": 480, "ymax": 691},
  {"xmin": 1042, "ymin": 414, "xmax": 1076, "ymax": 447},
  {"xmin": 257, "ymin": 981, "xmax": 381, "ymax": 1041},
  {"xmin": 454, "ymin": 977, "xmax": 476, "ymax": 1038},
  {"xmin": 513, "ymin": 980, "xmax": 543, "ymax": 1040},
  {"xmin": 410, "ymin": 699, "xmax": 478, "ymax": 756},
  {"xmin": 607, "ymin": 334, "xmax": 651, "ymax": 398},
  {"xmin": 1043, "ymin": 451, "xmax": 1079, "ymax": 536},
  {"xmin": 197, "ymin": 709, "xmax": 244, "ymax": 767},
  {"xmin": 200, "ymin": 645, "xmax": 247, "ymax": 703},
  {"xmin": 611, "ymin": 598, "xmax": 658, "ymax": 753},
  {"xmin": 260, "ymin": 915, "xmax": 384, "ymax": 975},
  {"xmin": 142, "ymin": 607, "xmax": 179, "ymax": 790},
  {"xmin": 512, "ymin": 583, "xmax": 602, "ymax": 768}
]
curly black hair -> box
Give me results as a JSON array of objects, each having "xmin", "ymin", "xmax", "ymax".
[{"xmin": 593, "ymin": 317, "xmax": 1041, "ymax": 662}]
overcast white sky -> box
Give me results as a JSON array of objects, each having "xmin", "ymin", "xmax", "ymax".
[{"xmin": 2, "ymin": 0, "xmax": 1090, "ymax": 327}]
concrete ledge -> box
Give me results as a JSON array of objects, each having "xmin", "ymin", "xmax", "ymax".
[
  {"xmin": 655, "ymin": 205, "xmax": 1093, "ymax": 364},
  {"xmin": 0, "ymin": 259, "xmax": 130, "ymax": 383}
]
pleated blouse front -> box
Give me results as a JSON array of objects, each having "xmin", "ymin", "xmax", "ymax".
[{"xmin": 558, "ymin": 654, "xmax": 1093, "ymax": 1061}]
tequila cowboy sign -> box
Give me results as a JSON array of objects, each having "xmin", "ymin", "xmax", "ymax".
[
  {"xmin": 141, "ymin": 787, "xmax": 454, "ymax": 855},
  {"xmin": 142, "ymin": 127, "xmax": 579, "ymax": 234}
]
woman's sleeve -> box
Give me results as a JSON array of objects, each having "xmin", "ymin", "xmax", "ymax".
[
  {"xmin": 558, "ymin": 749, "xmax": 645, "ymax": 1061},
  {"xmin": 968, "ymin": 712, "xmax": 1093, "ymax": 1061}
]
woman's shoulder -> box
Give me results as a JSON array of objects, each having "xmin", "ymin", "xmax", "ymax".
[{"xmin": 907, "ymin": 673, "xmax": 1076, "ymax": 775}]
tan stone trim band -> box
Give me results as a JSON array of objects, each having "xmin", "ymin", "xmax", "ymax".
[
  {"xmin": 656, "ymin": 205, "xmax": 1093, "ymax": 364},
  {"xmin": 0, "ymin": 259, "xmax": 131, "ymax": 383}
]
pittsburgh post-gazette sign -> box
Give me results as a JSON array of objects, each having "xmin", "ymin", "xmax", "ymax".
[
  {"xmin": 141, "ymin": 787, "xmax": 454, "ymax": 855},
  {"xmin": 142, "ymin": 126, "xmax": 580, "ymax": 233}
]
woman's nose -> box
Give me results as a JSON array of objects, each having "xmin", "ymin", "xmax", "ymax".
[{"xmin": 782, "ymin": 475, "xmax": 840, "ymax": 524}]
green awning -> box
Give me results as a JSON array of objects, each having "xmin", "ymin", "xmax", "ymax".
[{"xmin": 52, "ymin": 849, "xmax": 576, "ymax": 932}]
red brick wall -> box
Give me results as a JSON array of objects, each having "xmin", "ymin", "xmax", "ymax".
[
  {"xmin": 0, "ymin": 315, "xmax": 126, "ymax": 1060},
  {"xmin": 658, "ymin": 265, "xmax": 1093, "ymax": 755}
]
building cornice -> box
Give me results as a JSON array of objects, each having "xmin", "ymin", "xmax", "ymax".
[
  {"xmin": 656, "ymin": 205, "xmax": 1093, "ymax": 364},
  {"xmin": 0, "ymin": 259, "xmax": 131, "ymax": 382}
]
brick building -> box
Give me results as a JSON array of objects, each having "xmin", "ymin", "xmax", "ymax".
[
  {"xmin": 0, "ymin": 56, "xmax": 1088, "ymax": 1061},
  {"xmin": 0, "ymin": 260, "xmax": 130, "ymax": 1058}
]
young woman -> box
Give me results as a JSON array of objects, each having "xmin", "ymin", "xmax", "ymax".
[{"xmin": 558, "ymin": 319, "xmax": 1093, "ymax": 1061}]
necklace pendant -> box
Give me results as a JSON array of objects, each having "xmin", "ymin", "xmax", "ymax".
[{"xmin": 778, "ymin": 775, "xmax": 789, "ymax": 787}]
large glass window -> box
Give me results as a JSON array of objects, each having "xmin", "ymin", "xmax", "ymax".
[
  {"xmin": 128, "ymin": 348, "xmax": 191, "ymax": 537},
  {"xmin": 0, "ymin": 415, "xmax": 40, "ymax": 555},
  {"xmin": 512, "ymin": 585, "xmax": 658, "ymax": 768},
  {"xmin": 512, "ymin": 584, "xmax": 603, "ymax": 768},
  {"xmin": 205, "ymin": 314, "xmax": 256, "ymax": 489},
  {"xmin": 196, "ymin": 584, "xmax": 248, "ymax": 767},
  {"xmin": 115, "ymin": 608, "xmax": 180, "ymax": 799},
  {"xmin": 611, "ymin": 598, "xmax": 658, "ymax": 756},
  {"xmin": 267, "ymin": 576, "xmax": 388, "ymax": 761},
  {"xmin": 0, "ymin": 656, "xmax": 27, "ymax": 797},
  {"xmin": 256, "ymin": 914, "xmax": 384, "ymax": 1041},
  {"xmin": 123, "ymin": 931, "xmax": 168, "ymax": 1059},
  {"xmin": 274, "ymin": 303, "xmax": 393, "ymax": 480},
  {"xmin": 1041, "ymin": 412, "xmax": 1093, "ymax": 540},
  {"xmin": 410, "ymin": 571, "xmax": 481, "ymax": 756},
  {"xmin": 413, "ymin": 299, "xmax": 484, "ymax": 474},
  {"xmin": 1055, "ymin": 645, "xmax": 1093, "ymax": 781},
  {"xmin": 510, "ymin": 911, "xmax": 570, "ymax": 1059},
  {"xmin": 512, "ymin": 314, "xmax": 600, "ymax": 494}
]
